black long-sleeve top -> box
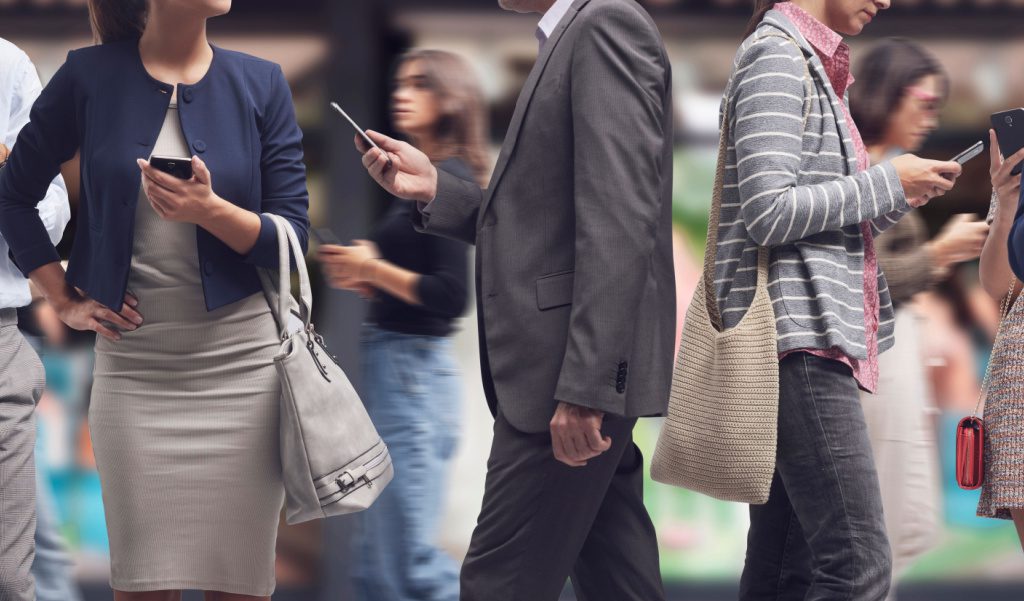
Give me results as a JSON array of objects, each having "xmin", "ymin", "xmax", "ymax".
[{"xmin": 368, "ymin": 158, "xmax": 472, "ymax": 337}]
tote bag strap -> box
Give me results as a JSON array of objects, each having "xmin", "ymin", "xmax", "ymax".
[
  {"xmin": 703, "ymin": 34, "xmax": 812, "ymax": 330},
  {"xmin": 259, "ymin": 214, "xmax": 313, "ymax": 339}
]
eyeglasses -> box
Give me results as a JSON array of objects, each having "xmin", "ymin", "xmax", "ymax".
[{"xmin": 906, "ymin": 86, "xmax": 944, "ymax": 113}]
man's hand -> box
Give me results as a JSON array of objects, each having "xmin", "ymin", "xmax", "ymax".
[
  {"xmin": 550, "ymin": 401, "xmax": 612, "ymax": 467},
  {"xmin": 0, "ymin": 143, "xmax": 9, "ymax": 165},
  {"xmin": 356, "ymin": 131, "xmax": 438, "ymax": 203}
]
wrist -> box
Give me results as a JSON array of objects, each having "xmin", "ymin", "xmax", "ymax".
[
  {"xmin": 927, "ymin": 240, "xmax": 950, "ymax": 270},
  {"xmin": 197, "ymin": 194, "xmax": 230, "ymax": 228},
  {"xmin": 46, "ymin": 284, "xmax": 79, "ymax": 312},
  {"xmin": 421, "ymin": 165, "xmax": 439, "ymax": 204},
  {"xmin": 359, "ymin": 257, "xmax": 382, "ymax": 283}
]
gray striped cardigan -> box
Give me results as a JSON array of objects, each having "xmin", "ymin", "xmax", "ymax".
[{"xmin": 713, "ymin": 10, "xmax": 911, "ymax": 360}]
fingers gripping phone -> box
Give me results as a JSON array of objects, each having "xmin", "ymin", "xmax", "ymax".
[
  {"xmin": 150, "ymin": 155, "xmax": 193, "ymax": 180},
  {"xmin": 330, "ymin": 102, "xmax": 393, "ymax": 169},
  {"xmin": 991, "ymin": 109, "xmax": 1024, "ymax": 176}
]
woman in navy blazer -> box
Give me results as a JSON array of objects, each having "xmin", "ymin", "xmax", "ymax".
[{"xmin": 0, "ymin": 1, "xmax": 309, "ymax": 599}]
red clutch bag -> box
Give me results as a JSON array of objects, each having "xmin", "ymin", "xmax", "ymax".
[{"xmin": 955, "ymin": 416, "xmax": 984, "ymax": 490}]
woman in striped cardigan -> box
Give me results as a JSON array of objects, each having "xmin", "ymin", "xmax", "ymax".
[{"xmin": 721, "ymin": 1, "xmax": 964, "ymax": 599}]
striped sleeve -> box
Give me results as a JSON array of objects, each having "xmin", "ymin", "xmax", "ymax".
[{"xmin": 731, "ymin": 39, "xmax": 909, "ymax": 247}]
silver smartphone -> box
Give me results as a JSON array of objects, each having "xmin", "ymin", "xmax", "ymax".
[
  {"xmin": 952, "ymin": 140, "xmax": 984, "ymax": 166},
  {"xmin": 330, "ymin": 102, "xmax": 392, "ymax": 168}
]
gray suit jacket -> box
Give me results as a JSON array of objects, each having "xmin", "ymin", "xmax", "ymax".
[{"xmin": 415, "ymin": 0, "xmax": 675, "ymax": 433}]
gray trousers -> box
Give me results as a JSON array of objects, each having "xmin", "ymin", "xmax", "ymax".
[
  {"xmin": 740, "ymin": 352, "xmax": 893, "ymax": 601},
  {"xmin": 460, "ymin": 411, "xmax": 665, "ymax": 601},
  {"xmin": 0, "ymin": 308, "xmax": 45, "ymax": 601}
]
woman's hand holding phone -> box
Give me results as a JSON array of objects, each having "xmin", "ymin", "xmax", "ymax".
[
  {"xmin": 990, "ymin": 128, "xmax": 1024, "ymax": 220},
  {"xmin": 355, "ymin": 130, "xmax": 438, "ymax": 204},
  {"xmin": 137, "ymin": 156, "xmax": 223, "ymax": 225},
  {"xmin": 891, "ymin": 154, "xmax": 962, "ymax": 207}
]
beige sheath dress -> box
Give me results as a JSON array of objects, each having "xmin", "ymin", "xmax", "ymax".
[{"xmin": 90, "ymin": 103, "xmax": 284, "ymax": 595}]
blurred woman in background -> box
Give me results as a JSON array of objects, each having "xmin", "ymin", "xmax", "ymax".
[
  {"xmin": 849, "ymin": 38, "xmax": 990, "ymax": 592},
  {"xmin": 318, "ymin": 50, "xmax": 487, "ymax": 601},
  {"xmin": 978, "ymin": 120, "xmax": 1024, "ymax": 548}
]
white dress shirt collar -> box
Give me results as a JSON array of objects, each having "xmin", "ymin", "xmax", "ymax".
[{"xmin": 536, "ymin": 0, "xmax": 576, "ymax": 47}]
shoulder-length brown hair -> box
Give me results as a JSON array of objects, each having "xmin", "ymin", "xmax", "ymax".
[
  {"xmin": 88, "ymin": 0, "xmax": 148, "ymax": 44},
  {"xmin": 395, "ymin": 50, "xmax": 490, "ymax": 187},
  {"xmin": 849, "ymin": 38, "xmax": 949, "ymax": 146}
]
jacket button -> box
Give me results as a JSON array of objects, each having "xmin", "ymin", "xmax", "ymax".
[
  {"xmin": 182, "ymin": 88, "xmax": 194, "ymax": 103},
  {"xmin": 193, "ymin": 139, "xmax": 207, "ymax": 153},
  {"xmin": 202, "ymin": 260, "xmax": 214, "ymax": 276}
]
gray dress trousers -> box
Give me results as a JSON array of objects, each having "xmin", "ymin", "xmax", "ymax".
[{"xmin": 90, "ymin": 105, "xmax": 284, "ymax": 596}]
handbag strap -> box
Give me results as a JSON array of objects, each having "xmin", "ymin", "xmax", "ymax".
[
  {"xmin": 703, "ymin": 33, "xmax": 812, "ymax": 330},
  {"xmin": 259, "ymin": 214, "xmax": 313, "ymax": 339},
  {"xmin": 974, "ymin": 275, "xmax": 1019, "ymax": 417}
]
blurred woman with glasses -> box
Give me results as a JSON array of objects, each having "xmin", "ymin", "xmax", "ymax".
[
  {"xmin": 850, "ymin": 38, "xmax": 991, "ymax": 594},
  {"xmin": 318, "ymin": 49, "xmax": 487, "ymax": 601}
]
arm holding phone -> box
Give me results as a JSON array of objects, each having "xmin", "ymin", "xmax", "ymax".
[
  {"xmin": 137, "ymin": 156, "xmax": 262, "ymax": 256},
  {"xmin": 320, "ymin": 241, "xmax": 420, "ymax": 305},
  {"xmin": 357, "ymin": 131, "xmax": 482, "ymax": 246},
  {"xmin": 982, "ymin": 129, "xmax": 1024, "ymax": 298}
]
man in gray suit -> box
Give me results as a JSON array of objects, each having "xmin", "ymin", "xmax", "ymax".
[{"xmin": 356, "ymin": 0, "xmax": 674, "ymax": 598}]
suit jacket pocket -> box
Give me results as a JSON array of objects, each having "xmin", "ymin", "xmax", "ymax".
[{"xmin": 536, "ymin": 270, "xmax": 574, "ymax": 311}]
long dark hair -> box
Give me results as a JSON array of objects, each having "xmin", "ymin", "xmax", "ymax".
[
  {"xmin": 395, "ymin": 50, "xmax": 491, "ymax": 187},
  {"xmin": 88, "ymin": 0, "xmax": 148, "ymax": 44},
  {"xmin": 849, "ymin": 38, "xmax": 949, "ymax": 146},
  {"xmin": 743, "ymin": 0, "xmax": 784, "ymax": 39}
]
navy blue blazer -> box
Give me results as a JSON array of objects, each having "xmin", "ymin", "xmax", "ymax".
[{"xmin": 0, "ymin": 40, "xmax": 309, "ymax": 312}]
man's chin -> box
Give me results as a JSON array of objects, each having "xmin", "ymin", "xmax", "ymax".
[{"xmin": 497, "ymin": 0, "xmax": 532, "ymax": 13}]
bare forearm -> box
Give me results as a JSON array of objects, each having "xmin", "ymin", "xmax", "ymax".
[
  {"xmin": 28, "ymin": 261, "xmax": 75, "ymax": 308},
  {"xmin": 197, "ymin": 197, "xmax": 262, "ymax": 255},
  {"xmin": 367, "ymin": 260, "xmax": 421, "ymax": 306},
  {"xmin": 981, "ymin": 214, "xmax": 1020, "ymax": 300}
]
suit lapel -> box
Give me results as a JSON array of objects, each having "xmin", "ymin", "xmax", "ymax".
[
  {"xmin": 761, "ymin": 10, "xmax": 857, "ymax": 175},
  {"xmin": 481, "ymin": 0, "xmax": 592, "ymax": 216}
]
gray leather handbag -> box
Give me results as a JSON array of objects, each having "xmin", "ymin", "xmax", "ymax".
[{"xmin": 259, "ymin": 213, "xmax": 394, "ymax": 525}]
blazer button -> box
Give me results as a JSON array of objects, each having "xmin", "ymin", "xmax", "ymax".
[
  {"xmin": 193, "ymin": 139, "xmax": 207, "ymax": 153},
  {"xmin": 202, "ymin": 260, "xmax": 214, "ymax": 276},
  {"xmin": 182, "ymin": 88, "xmax": 194, "ymax": 103}
]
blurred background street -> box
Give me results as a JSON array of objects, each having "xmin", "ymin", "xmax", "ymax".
[{"xmin": 1, "ymin": 0, "xmax": 1023, "ymax": 599}]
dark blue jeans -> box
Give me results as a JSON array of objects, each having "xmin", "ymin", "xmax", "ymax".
[{"xmin": 740, "ymin": 353, "xmax": 892, "ymax": 601}]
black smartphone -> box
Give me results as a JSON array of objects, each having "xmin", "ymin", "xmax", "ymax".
[
  {"xmin": 312, "ymin": 228, "xmax": 342, "ymax": 245},
  {"xmin": 150, "ymin": 155, "xmax": 193, "ymax": 180},
  {"xmin": 952, "ymin": 140, "xmax": 984, "ymax": 166},
  {"xmin": 991, "ymin": 109, "xmax": 1024, "ymax": 176}
]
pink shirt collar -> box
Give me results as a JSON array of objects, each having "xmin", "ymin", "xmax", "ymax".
[{"xmin": 775, "ymin": 2, "xmax": 855, "ymax": 97}]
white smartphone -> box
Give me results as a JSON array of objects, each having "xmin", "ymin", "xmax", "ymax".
[{"xmin": 330, "ymin": 102, "xmax": 392, "ymax": 168}]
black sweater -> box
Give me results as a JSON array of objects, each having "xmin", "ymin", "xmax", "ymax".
[{"xmin": 368, "ymin": 158, "xmax": 472, "ymax": 337}]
